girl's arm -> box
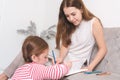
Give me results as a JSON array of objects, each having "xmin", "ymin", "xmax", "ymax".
[
  {"xmin": 56, "ymin": 45, "xmax": 69, "ymax": 64},
  {"xmin": 44, "ymin": 63, "xmax": 71, "ymax": 79},
  {"xmin": 88, "ymin": 18, "xmax": 107, "ymax": 71}
]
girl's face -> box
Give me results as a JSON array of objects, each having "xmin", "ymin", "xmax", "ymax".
[
  {"xmin": 33, "ymin": 49, "xmax": 49, "ymax": 65},
  {"xmin": 63, "ymin": 7, "xmax": 83, "ymax": 26}
]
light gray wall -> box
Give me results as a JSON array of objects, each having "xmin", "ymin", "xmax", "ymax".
[
  {"xmin": 84, "ymin": 0, "xmax": 120, "ymax": 27},
  {"xmin": 0, "ymin": 0, "xmax": 46, "ymax": 72},
  {"xmin": 0, "ymin": 0, "xmax": 120, "ymax": 72}
]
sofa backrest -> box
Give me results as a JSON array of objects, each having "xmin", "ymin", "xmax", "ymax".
[{"xmin": 90, "ymin": 28, "xmax": 120, "ymax": 74}]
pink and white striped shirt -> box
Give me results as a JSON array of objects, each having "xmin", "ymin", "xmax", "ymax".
[{"xmin": 11, "ymin": 62, "xmax": 69, "ymax": 80}]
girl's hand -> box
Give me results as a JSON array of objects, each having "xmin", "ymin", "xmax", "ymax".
[{"xmin": 64, "ymin": 61, "xmax": 72, "ymax": 70}]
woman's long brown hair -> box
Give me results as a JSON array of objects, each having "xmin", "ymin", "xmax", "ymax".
[{"xmin": 56, "ymin": 0, "xmax": 95, "ymax": 49}]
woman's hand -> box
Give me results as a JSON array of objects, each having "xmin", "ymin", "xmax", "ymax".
[
  {"xmin": 0, "ymin": 73, "xmax": 8, "ymax": 80},
  {"xmin": 81, "ymin": 65, "xmax": 93, "ymax": 72}
]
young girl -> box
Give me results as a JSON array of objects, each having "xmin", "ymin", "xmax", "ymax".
[{"xmin": 11, "ymin": 36, "xmax": 71, "ymax": 80}]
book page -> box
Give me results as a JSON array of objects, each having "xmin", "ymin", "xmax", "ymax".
[{"xmin": 65, "ymin": 60, "xmax": 87, "ymax": 76}]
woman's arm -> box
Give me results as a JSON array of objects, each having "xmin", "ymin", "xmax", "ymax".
[
  {"xmin": 56, "ymin": 45, "xmax": 69, "ymax": 64},
  {"xmin": 88, "ymin": 18, "xmax": 107, "ymax": 71},
  {"xmin": 1, "ymin": 51, "xmax": 25, "ymax": 78}
]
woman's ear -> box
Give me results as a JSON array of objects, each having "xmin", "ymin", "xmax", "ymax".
[{"xmin": 31, "ymin": 55, "xmax": 38, "ymax": 62}]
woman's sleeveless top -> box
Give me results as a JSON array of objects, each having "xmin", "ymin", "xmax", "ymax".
[{"xmin": 65, "ymin": 18, "xmax": 95, "ymax": 68}]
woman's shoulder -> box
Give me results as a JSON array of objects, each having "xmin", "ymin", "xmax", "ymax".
[
  {"xmin": 92, "ymin": 17, "xmax": 103, "ymax": 34},
  {"xmin": 92, "ymin": 17, "xmax": 101, "ymax": 25},
  {"xmin": 83, "ymin": 17, "xmax": 99, "ymax": 25}
]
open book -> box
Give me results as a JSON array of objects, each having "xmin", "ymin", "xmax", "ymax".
[
  {"xmin": 65, "ymin": 60, "xmax": 88, "ymax": 76},
  {"xmin": 66, "ymin": 68, "xmax": 88, "ymax": 76}
]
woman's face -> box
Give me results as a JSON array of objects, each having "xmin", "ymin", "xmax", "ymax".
[{"xmin": 63, "ymin": 7, "xmax": 83, "ymax": 26}]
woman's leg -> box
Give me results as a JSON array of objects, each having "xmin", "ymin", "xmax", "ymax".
[
  {"xmin": 3, "ymin": 51, "xmax": 25, "ymax": 78},
  {"xmin": 0, "ymin": 73, "xmax": 8, "ymax": 80}
]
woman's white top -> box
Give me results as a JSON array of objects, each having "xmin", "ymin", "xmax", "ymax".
[{"xmin": 65, "ymin": 18, "xmax": 95, "ymax": 75}]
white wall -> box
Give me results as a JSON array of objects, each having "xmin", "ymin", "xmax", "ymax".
[
  {"xmin": 0, "ymin": 0, "xmax": 120, "ymax": 72},
  {"xmin": 83, "ymin": 0, "xmax": 120, "ymax": 27},
  {"xmin": 44, "ymin": 0, "xmax": 62, "ymax": 29},
  {"xmin": 0, "ymin": 0, "xmax": 62, "ymax": 73},
  {"xmin": 0, "ymin": 0, "xmax": 46, "ymax": 72}
]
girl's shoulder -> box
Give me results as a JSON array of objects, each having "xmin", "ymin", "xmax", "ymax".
[{"xmin": 21, "ymin": 62, "xmax": 44, "ymax": 68}]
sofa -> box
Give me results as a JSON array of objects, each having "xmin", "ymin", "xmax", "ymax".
[
  {"xmin": 2, "ymin": 24, "xmax": 120, "ymax": 80},
  {"xmin": 40, "ymin": 27, "xmax": 120, "ymax": 80},
  {"xmin": 62, "ymin": 28, "xmax": 120, "ymax": 80},
  {"xmin": 37, "ymin": 26, "xmax": 119, "ymax": 80}
]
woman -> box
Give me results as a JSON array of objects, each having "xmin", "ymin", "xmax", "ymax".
[{"xmin": 56, "ymin": 0, "xmax": 107, "ymax": 72}]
